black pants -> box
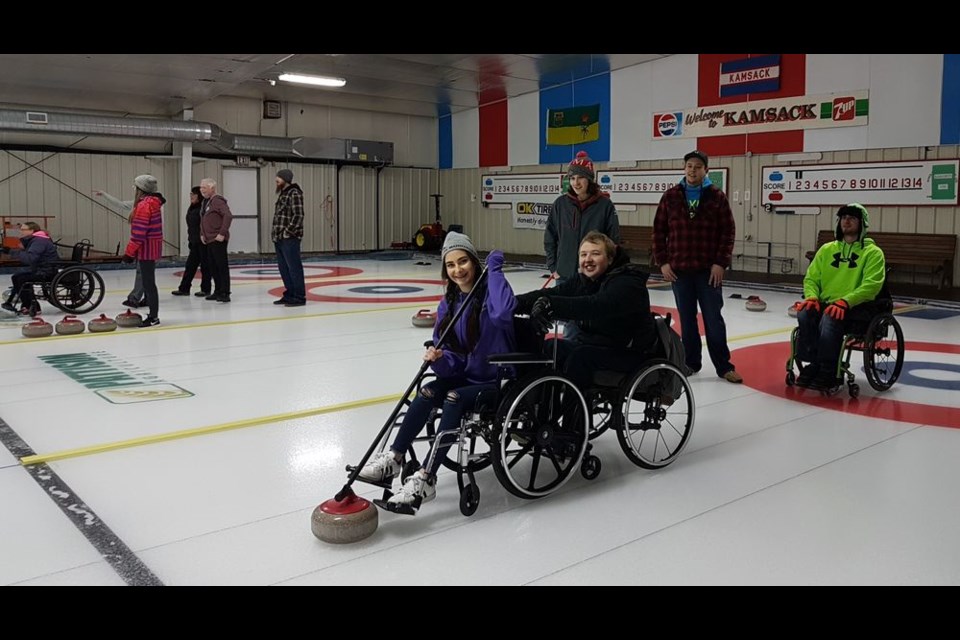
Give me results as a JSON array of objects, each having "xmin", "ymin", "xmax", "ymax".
[
  {"xmin": 178, "ymin": 241, "xmax": 211, "ymax": 293},
  {"xmin": 547, "ymin": 338, "xmax": 646, "ymax": 391},
  {"xmin": 12, "ymin": 271, "xmax": 53, "ymax": 309},
  {"xmin": 206, "ymin": 240, "xmax": 230, "ymax": 296},
  {"xmin": 139, "ymin": 260, "xmax": 158, "ymax": 318}
]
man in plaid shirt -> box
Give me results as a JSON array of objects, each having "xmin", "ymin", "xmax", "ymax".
[
  {"xmin": 272, "ymin": 168, "xmax": 306, "ymax": 306},
  {"xmin": 653, "ymin": 150, "xmax": 742, "ymax": 383}
]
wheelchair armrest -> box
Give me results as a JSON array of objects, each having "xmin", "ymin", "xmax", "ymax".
[{"xmin": 488, "ymin": 352, "xmax": 554, "ymax": 365}]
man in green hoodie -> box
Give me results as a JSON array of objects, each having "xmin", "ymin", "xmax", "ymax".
[{"xmin": 795, "ymin": 203, "xmax": 888, "ymax": 388}]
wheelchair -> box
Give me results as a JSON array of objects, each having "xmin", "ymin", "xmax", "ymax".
[
  {"xmin": 3, "ymin": 241, "xmax": 106, "ymax": 316},
  {"xmin": 785, "ymin": 298, "xmax": 905, "ymax": 398},
  {"xmin": 348, "ymin": 313, "xmax": 696, "ymax": 516}
]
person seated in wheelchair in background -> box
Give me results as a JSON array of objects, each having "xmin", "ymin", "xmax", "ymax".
[
  {"xmin": 795, "ymin": 203, "xmax": 888, "ymax": 389},
  {"xmin": 515, "ymin": 231, "xmax": 657, "ymax": 391},
  {"xmin": 357, "ymin": 232, "xmax": 517, "ymax": 514},
  {"xmin": 1, "ymin": 222, "xmax": 59, "ymax": 316}
]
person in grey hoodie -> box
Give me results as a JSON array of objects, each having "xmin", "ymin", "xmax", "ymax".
[{"xmin": 545, "ymin": 151, "xmax": 621, "ymax": 286}]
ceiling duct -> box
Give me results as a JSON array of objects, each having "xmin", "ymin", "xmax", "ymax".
[{"xmin": 0, "ymin": 108, "xmax": 392, "ymax": 163}]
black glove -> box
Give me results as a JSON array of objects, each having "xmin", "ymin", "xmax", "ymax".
[
  {"xmin": 530, "ymin": 296, "xmax": 554, "ymax": 334},
  {"xmin": 121, "ymin": 254, "xmax": 135, "ymax": 264}
]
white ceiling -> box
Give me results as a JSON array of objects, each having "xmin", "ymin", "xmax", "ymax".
[{"xmin": 0, "ymin": 53, "xmax": 670, "ymax": 119}]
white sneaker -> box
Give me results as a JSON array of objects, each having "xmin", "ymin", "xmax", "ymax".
[
  {"xmin": 357, "ymin": 451, "xmax": 402, "ymax": 483},
  {"xmin": 387, "ymin": 471, "xmax": 436, "ymax": 509}
]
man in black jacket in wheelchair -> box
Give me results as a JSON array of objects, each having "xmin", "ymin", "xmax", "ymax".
[
  {"xmin": 1, "ymin": 222, "xmax": 59, "ymax": 316},
  {"xmin": 516, "ymin": 231, "xmax": 657, "ymax": 391}
]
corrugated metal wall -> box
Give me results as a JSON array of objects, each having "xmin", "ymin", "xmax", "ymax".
[
  {"xmin": 0, "ymin": 149, "xmax": 180, "ymax": 257},
  {"xmin": 440, "ymin": 146, "xmax": 960, "ymax": 287},
  {"xmin": 252, "ymin": 163, "xmax": 338, "ymax": 254},
  {"xmin": 338, "ymin": 166, "xmax": 378, "ymax": 252},
  {"xmin": 6, "ymin": 145, "xmax": 955, "ymax": 286},
  {"xmin": 1, "ymin": 151, "xmax": 438, "ymax": 259},
  {"xmin": 379, "ymin": 167, "xmax": 438, "ymax": 249}
]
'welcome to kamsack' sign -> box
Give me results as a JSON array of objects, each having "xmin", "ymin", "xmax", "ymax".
[{"xmin": 653, "ymin": 91, "xmax": 869, "ymax": 140}]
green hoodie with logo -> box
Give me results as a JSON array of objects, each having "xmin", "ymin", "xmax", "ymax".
[{"xmin": 803, "ymin": 203, "xmax": 886, "ymax": 307}]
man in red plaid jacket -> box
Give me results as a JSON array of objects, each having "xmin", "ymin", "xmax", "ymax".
[{"xmin": 653, "ymin": 150, "xmax": 741, "ymax": 383}]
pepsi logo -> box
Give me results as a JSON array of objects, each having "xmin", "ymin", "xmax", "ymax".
[{"xmin": 657, "ymin": 113, "xmax": 679, "ymax": 137}]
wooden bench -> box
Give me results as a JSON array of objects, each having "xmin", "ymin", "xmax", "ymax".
[
  {"xmin": 806, "ymin": 229, "xmax": 957, "ymax": 289},
  {"xmin": 619, "ymin": 225, "xmax": 655, "ymax": 267}
]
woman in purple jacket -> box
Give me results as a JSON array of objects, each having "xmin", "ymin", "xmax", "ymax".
[{"xmin": 358, "ymin": 232, "xmax": 516, "ymax": 514}]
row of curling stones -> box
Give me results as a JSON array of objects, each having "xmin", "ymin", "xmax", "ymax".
[
  {"xmin": 21, "ymin": 310, "xmax": 144, "ymax": 338},
  {"xmin": 744, "ymin": 295, "xmax": 807, "ymax": 317}
]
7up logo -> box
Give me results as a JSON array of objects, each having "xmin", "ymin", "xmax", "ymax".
[{"xmin": 833, "ymin": 97, "xmax": 856, "ymax": 121}]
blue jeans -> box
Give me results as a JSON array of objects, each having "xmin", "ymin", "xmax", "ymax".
[
  {"xmin": 796, "ymin": 307, "xmax": 846, "ymax": 372},
  {"xmin": 796, "ymin": 300, "xmax": 887, "ymax": 372},
  {"xmin": 275, "ymin": 238, "xmax": 305, "ymax": 303},
  {"xmin": 671, "ymin": 269, "xmax": 734, "ymax": 376},
  {"xmin": 391, "ymin": 377, "xmax": 494, "ymax": 476}
]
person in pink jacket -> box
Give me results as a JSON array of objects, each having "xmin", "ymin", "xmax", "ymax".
[{"xmin": 123, "ymin": 174, "xmax": 165, "ymax": 327}]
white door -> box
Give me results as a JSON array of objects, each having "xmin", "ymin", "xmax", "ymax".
[{"xmin": 222, "ymin": 167, "xmax": 260, "ymax": 253}]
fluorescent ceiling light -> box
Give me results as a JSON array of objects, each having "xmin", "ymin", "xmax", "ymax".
[{"xmin": 278, "ymin": 73, "xmax": 346, "ymax": 88}]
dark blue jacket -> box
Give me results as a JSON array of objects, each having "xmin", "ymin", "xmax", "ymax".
[{"xmin": 13, "ymin": 231, "xmax": 59, "ymax": 276}]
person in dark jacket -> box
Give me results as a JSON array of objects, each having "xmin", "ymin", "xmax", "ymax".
[
  {"xmin": 272, "ymin": 168, "xmax": 306, "ymax": 306},
  {"xmin": 171, "ymin": 186, "xmax": 211, "ymax": 296},
  {"xmin": 357, "ymin": 232, "xmax": 516, "ymax": 514},
  {"xmin": 516, "ymin": 231, "xmax": 656, "ymax": 391},
  {"xmin": 653, "ymin": 150, "xmax": 742, "ymax": 383},
  {"xmin": 545, "ymin": 151, "xmax": 621, "ymax": 285},
  {"xmin": 1, "ymin": 221, "xmax": 59, "ymax": 315},
  {"xmin": 198, "ymin": 178, "xmax": 233, "ymax": 303}
]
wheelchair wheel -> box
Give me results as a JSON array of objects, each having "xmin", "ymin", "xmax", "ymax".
[
  {"xmin": 492, "ymin": 370, "xmax": 589, "ymax": 499},
  {"xmin": 459, "ymin": 483, "xmax": 480, "ymax": 517},
  {"xmin": 617, "ymin": 359, "xmax": 695, "ymax": 470},
  {"xmin": 49, "ymin": 266, "xmax": 104, "ymax": 314},
  {"xmin": 862, "ymin": 314, "xmax": 904, "ymax": 391}
]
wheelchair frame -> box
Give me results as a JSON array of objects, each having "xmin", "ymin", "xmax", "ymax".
[
  {"xmin": 350, "ymin": 312, "xmax": 696, "ymax": 517},
  {"xmin": 785, "ymin": 311, "xmax": 905, "ymax": 398}
]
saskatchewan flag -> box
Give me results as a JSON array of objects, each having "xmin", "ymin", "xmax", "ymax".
[{"xmin": 546, "ymin": 104, "xmax": 600, "ymax": 146}]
